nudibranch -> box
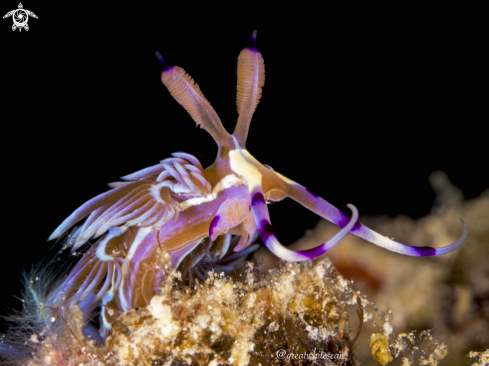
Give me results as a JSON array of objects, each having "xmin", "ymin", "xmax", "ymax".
[{"xmin": 47, "ymin": 30, "xmax": 467, "ymax": 340}]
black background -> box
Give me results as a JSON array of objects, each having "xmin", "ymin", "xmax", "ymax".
[{"xmin": 1, "ymin": 3, "xmax": 487, "ymax": 332}]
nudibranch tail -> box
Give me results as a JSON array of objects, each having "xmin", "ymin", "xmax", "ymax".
[
  {"xmin": 234, "ymin": 30, "xmax": 265, "ymax": 147},
  {"xmin": 284, "ymin": 182, "xmax": 468, "ymax": 257}
]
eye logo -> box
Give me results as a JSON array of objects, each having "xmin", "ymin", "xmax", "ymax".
[{"xmin": 3, "ymin": 3, "xmax": 37, "ymax": 32}]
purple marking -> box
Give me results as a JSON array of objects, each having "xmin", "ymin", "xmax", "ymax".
[
  {"xmin": 258, "ymin": 219, "xmax": 275, "ymax": 241},
  {"xmin": 410, "ymin": 246, "xmax": 436, "ymax": 257},
  {"xmin": 305, "ymin": 187, "xmax": 319, "ymax": 199},
  {"xmin": 298, "ymin": 246, "xmax": 322, "ymax": 260},
  {"xmin": 246, "ymin": 47, "xmax": 259, "ymax": 54},
  {"xmin": 209, "ymin": 215, "xmax": 220, "ymax": 238},
  {"xmin": 337, "ymin": 212, "xmax": 361, "ymax": 232},
  {"xmin": 161, "ymin": 65, "xmax": 174, "ymax": 73},
  {"xmin": 251, "ymin": 30, "xmax": 257, "ymax": 49},
  {"xmin": 251, "ymin": 192, "xmax": 266, "ymax": 207}
]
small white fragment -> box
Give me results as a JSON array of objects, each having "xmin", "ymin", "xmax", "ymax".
[
  {"xmin": 401, "ymin": 357, "xmax": 411, "ymax": 366},
  {"xmin": 268, "ymin": 321, "xmax": 279, "ymax": 332},
  {"xmin": 30, "ymin": 334, "xmax": 39, "ymax": 343},
  {"xmin": 337, "ymin": 275, "xmax": 348, "ymax": 288},
  {"xmin": 246, "ymin": 293, "xmax": 256, "ymax": 309},
  {"xmin": 383, "ymin": 321, "xmax": 393, "ymax": 336},
  {"xmin": 147, "ymin": 295, "xmax": 172, "ymax": 323}
]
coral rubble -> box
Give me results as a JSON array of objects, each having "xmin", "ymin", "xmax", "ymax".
[
  {"xmin": 1, "ymin": 251, "xmax": 455, "ymax": 366},
  {"xmin": 2, "ymin": 252, "xmax": 361, "ymax": 365}
]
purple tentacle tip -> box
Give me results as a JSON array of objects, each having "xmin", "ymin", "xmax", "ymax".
[
  {"xmin": 245, "ymin": 30, "xmax": 259, "ymax": 53},
  {"xmin": 209, "ymin": 215, "xmax": 220, "ymax": 238},
  {"xmin": 155, "ymin": 51, "xmax": 171, "ymax": 71}
]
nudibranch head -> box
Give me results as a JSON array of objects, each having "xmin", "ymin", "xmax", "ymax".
[{"xmin": 44, "ymin": 30, "xmax": 467, "ymax": 338}]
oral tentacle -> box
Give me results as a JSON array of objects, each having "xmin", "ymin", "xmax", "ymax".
[
  {"xmin": 285, "ymin": 181, "xmax": 468, "ymax": 256},
  {"xmin": 251, "ymin": 187, "xmax": 358, "ymax": 261}
]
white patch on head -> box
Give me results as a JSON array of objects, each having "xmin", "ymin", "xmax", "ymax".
[{"xmin": 229, "ymin": 149, "xmax": 262, "ymax": 192}]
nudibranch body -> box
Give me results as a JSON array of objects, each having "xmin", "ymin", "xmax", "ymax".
[{"xmin": 46, "ymin": 31, "xmax": 467, "ymax": 339}]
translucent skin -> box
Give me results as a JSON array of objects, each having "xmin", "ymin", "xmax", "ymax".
[{"xmin": 48, "ymin": 31, "xmax": 467, "ymax": 338}]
